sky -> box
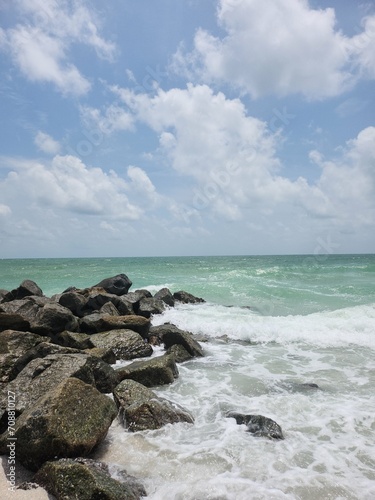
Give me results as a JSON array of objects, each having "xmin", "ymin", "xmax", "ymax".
[{"xmin": 0, "ymin": 0, "xmax": 374, "ymax": 258}]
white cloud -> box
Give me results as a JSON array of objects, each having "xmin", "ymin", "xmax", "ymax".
[
  {"xmin": 34, "ymin": 131, "xmax": 61, "ymax": 155},
  {"xmin": 0, "ymin": 0, "xmax": 116, "ymax": 96},
  {"xmin": 127, "ymin": 166, "xmax": 160, "ymax": 205},
  {"xmin": 80, "ymin": 104, "xmax": 134, "ymax": 134},
  {"xmin": 0, "ymin": 204, "xmax": 11, "ymax": 216},
  {"xmin": 171, "ymin": 0, "xmax": 375, "ymax": 100}
]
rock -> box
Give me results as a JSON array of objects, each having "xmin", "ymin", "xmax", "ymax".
[
  {"xmin": 113, "ymin": 379, "xmax": 194, "ymax": 432},
  {"xmin": 2, "ymin": 280, "xmax": 44, "ymax": 302},
  {"xmin": 84, "ymin": 347, "xmax": 116, "ymax": 364},
  {"xmin": 151, "ymin": 323, "xmax": 204, "ymax": 357},
  {"xmin": 31, "ymin": 302, "xmax": 80, "ymax": 336},
  {"xmin": 0, "ymin": 289, "xmax": 8, "ymax": 303},
  {"xmin": 0, "ymin": 352, "xmax": 118, "ymax": 417},
  {"xmin": 33, "ymin": 458, "xmax": 146, "ymax": 500},
  {"xmin": 89, "ymin": 329, "xmax": 153, "ymax": 360},
  {"xmin": 226, "ymin": 411, "xmax": 284, "ymax": 440},
  {"xmin": 0, "ymin": 330, "xmax": 49, "ymax": 384},
  {"xmin": 137, "ymin": 297, "xmax": 165, "ymax": 318},
  {"xmin": 173, "ymin": 290, "xmax": 205, "ymax": 304},
  {"xmin": 154, "ymin": 287, "xmax": 175, "ymax": 307},
  {"xmin": 59, "ymin": 291, "xmax": 87, "ymax": 317},
  {"xmin": 0, "ymin": 377, "xmax": 117, "ymax": 471},
  {"xmin": 100, "ymin": 301, "xmax": 120, "ymax": 316},
  {"xmin": 123, "ymin": 290, "xmax": 152, "ymax": 313},
  {"xmin": 55, "ymin": 330, "xmax": 95, "ymax": 350},
  {"xmin": 0, "ymin": 297, "xmax": 43, "ymax": 331},
  {"xmin": 80, "ymin": 313, "xmax": 150, "ymax": 337},
  {"xmin": 94, "ymin": 274, "xmax": 132, "ymax": 296},
  {"xmin": 0, "ymin": 312, "xmax": 30, "ymax": 332},
  {"xmin": 166, "ymin": 344, "xmax": 194, "ymax": 363},
  {"xmin": 116, "ymin": 354, "xmax": 179, "ymax": 387}
]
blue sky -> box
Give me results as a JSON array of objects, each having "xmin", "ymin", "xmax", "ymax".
[{"xmin": 0, "ymin": 0, "xmax": 374, "ymax": 258}]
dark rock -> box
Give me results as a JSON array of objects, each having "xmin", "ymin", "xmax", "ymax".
[
  {"xmin": 31, "ymin": 302, "xmax": 80, "ymax": 336},
  {"xmin": 89, "ymin": 329, "xmax": 153, "ymax": 360},
  {"xmin": 0, "ymin": 313, "xmax": 30, "ymax": 332},
  {"xmin": 137, "ymin": 297, "xmax": 165, "ymax": 318},
  {"xmin": 151, "ymin": 323, "xmax": 204, "ymax": 357},
  {"xmin": 94, "ymin": 274, "xmax": 132, "ymax": 296},
  {"xmin": 59, "ymin": 291, "xmax": 87, "ymax": 317},
  {"xmin": 226, "ymin": 411, "xmax": 284, "ymax": 440},
  {"xmin": 0, "ymin": 377, "xmax": 117, "ymax": 471},
  {"xmin": 84, "ymin": 347, "xmax": 116, "ymax": 364},
  {"xmin": 116, "ymin": 354, "xmax": 178, "ymax": 387},
  {"xmin": 173, "ymin": 290, "xmax": 205, "ymax": 304},
  {"xmin": 124, "ymin": 290, "xmax": 152, "ymax": 313},
  {"xmin": 114, "ymin": 379, "xmax": 193, "ymax": 432},
  {"xmin": 34, "ymin": 458, "xmax": 146, "ymax": 500},
  {"xmin": 99, "ymin": 301, "xmax": 120, "ymax": 316},
  {"xmin": 166, "ymin": 344, "xmax": 194, "ymax": 363},
  {"xmin": 80, "ymin": 313, "xmax": 150, "ymax": 337},
  {"xmin": 154, "ymin": 287, "xmax": 175, "ymax": 307},
  {"xmin": 2, "ymin": 280, "xmax": 43, "ymax": 302},
  {"xmin": 0, "ymin": 289, "xmax": 8, "ymax": 303},
  {"xmin": 55, "ymin": 330, "xmax": 95, "ymax": 350},
  {"xmin": 0, "ymin": 297, "xmax": 43, "ymax": 331}
]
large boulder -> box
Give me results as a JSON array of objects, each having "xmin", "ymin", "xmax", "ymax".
[
  {"xmin": 33, "ymin": 458, "xmax": 146, "ymax": 500},
  {"xmin": 58, "ymin": 290, "xmax": 88, "ymax": 317},
  {"xmin": 0, "ymin": 377, "xmax": 117, "ymax": 471},
  {"xmin": 165, "ymin": 344, "xmax": 194, "ymax": 363},
  {"xmin": 154, "ymin": 287, "xmax": 175, "ymax": 307},
  {"xmin": 89, "ymin": 329, "xmax": 153, "ymax": 360},
  {"xmin": 116, "ymin": 354, "xmax": 178, "ymax": 387},
  {"xmin": 31, "ymin": 302, "xmax": 80, "ymax": 336},
  {"xmin": 137, "ymin": 297, "xmax": 165, "ymax": 318},
  {"xmin": 150, "ymin": 323, "xmax": 204, "ymax": 357},
  {"xmin": 2, "ymin": 280, "xmax": 43, "ymax": 302},
  {"xmin": 226, "ymin": 411, "xmax": 284, "ymax": 440},
  {"xmin": 114, "ymin": 379, "xmax": 194, "ymax": 432},
  {"xmin": 55, "ymin": 330, "xmax": 95, "ymax": 350},
  {"xmin": 0, "ymin": 330, "xmax": 49, "ymax": 384},
  {"xmin": 0, "ymin": 312, "xmax": 30, "ymax": 332},
  {"xmin": 94, "ymin": 274, "xmax": 132, "ymax": 296},
  {"xmin": 80, "ymin": 313, "xmax": 150, "ymax": 337},
  {"xmin": 123, "ymin": 290, "xmax": 152, "ymax": 313},
  {"xmin": 173, "ymin": 290, "xmax": 205, "ymax": 304}
]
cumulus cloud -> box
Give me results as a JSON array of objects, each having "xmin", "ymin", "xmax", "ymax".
[
  {"xmin": 171, "ymin": 0, "xmax": 375, "ymax": 100},
  {"xmin": 0, "ymin": 0, "xmax": 116, "ymax": 96},
  {"xmin": 34, "ymin": 131, "xmax": 61, "ymax": 155},
  {"xmin": 80, "ymin": 104, "xmax": 134, "ymax": 135}
]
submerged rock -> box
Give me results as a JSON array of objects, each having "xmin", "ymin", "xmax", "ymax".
[
  {"xmin": 173, "ymin": 290, "xmax": 205, "ymax": 304},
  {"xmin": 113, "ymin": 379, "xmax": 194, "ymax": 432},
  {"xmin": 116, "ymin": 353, "xmax": 179, "ymax": 387},
  {"xmin": 0, "ymin": 377, "xmax": 117, "ymax": 471},
  {"xmin": 33, "ymin": 458, "xmax": 146, "ymax": 500},
  {"xmin": 226, "ymin": 411, "xmax": 284, "ymax": 440}
]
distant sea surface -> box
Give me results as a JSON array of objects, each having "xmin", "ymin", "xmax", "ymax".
[{"xmin": 1, "ymin": 254, "xmax": 375, "ymax": 499}]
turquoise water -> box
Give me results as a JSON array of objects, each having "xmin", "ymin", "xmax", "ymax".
[{"xmin": 1, "ymin": 254, "xmax": 375, "ymax": 499}]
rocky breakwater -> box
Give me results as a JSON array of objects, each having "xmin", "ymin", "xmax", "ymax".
[{"xmin": 0, "ymin": 274, "xmax": 205, "ymax": 498}]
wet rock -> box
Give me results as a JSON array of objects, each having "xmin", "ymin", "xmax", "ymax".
[
  {"xmin": 151, "ymin": 323, "xmax": 204, "ymax": 357},
  {"xmin": 89, "ymin": 329, "xmax": 153, "ymax": 360},
  {"xmin": 166, "ymin": 344, "xmax": 194, "ymax": 363},
  {"xmin": 173, "ymin": 290, "xmax": 205, "ymax": 304},
  {"xmin": 83, "ymin": 347, "xmax": 116, "ymax": 364},
  {"xmin": 154, "ymin": 287, "xmax": 175, "ymax": 307},
  {"xmin": 123, "ymin": 290, "xmax": 152, "ymax": 313},
  {"xmin": 116, "ymin": 354, "xmax": 179, "ymax": 387},
  {"xmin": 138, "ymin": 297, "xmax": 165, "ymax": 318},
  {"xmin": 2, "ymin": 280, "xmax": 44, "ymax": 302},
  {"xmin": 80, "ymin": 313, "xmax": 150, "ymax": 337},
  {"xmin": 34, "ymin": 458, "xmax": 147, "ymax": 500},
  {"xmin": 114, "ymin": 379, "xmax": 194, "ymax": 432},
  {"xmin": 0, "ymin": 377, "xmax": 117, "ymax": 471},
  {"xmin": 226, "ymin": 411, "xmax": 284, "ymax": 440},
  {"xmin": 55, "ymin": 330, "xmax": 94, "ymax": 350},
  {"xmin": 94, "ymin": 274, "xmax": 132, "ymax": 296}
]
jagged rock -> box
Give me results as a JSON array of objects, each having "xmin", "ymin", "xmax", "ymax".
[
  {"xmin": 0, "ymin": 352, "xmax": 118, "ymax": 418},
  {"xmin": 31, "ymin": 302, "xmax": 80, "ymax": 336},
  {"xmin": 0, "ymin": 289, "xmax": 8, "ymax": 303},
  {"xmin": 55, "ymin": 330, "xmax": 95, "ymax": 350},
  {"xmin": 89, "ymin": 329, "xmax": 153, "ymax": 360},
  {"xmin": 116, "ymin": 354, "xmax": 178, "ymax": 387},
  {"xmin": 59, "ymin": 291, "xmax": 87, "ymax": 317},
  {"xmin": 99, "ymin": 301, "xmax": 120, "ymax": 316},
  {"xmin": 94, "ymin": 274, "xmax": 132, "ymax": 296},
  {"xmin": 0, "ymin": 312, "xmax": 30, "ymax": 332},
  {"xmin": 154, "ymin": 287, "xmax": 175, "ymax": 307},
  {"xmin": 226, "ymin": 411, "xmax": 284, "ymax": 440},
  {"xmin": 114, "ymin": 379, "xmax": 194, "ymax": 432},
  {"xmin": 84, "ymin": 347, "xmax": 116, "ymax": 364},
  {"xmin": 79, "ymin": 313, "xmax": 150, "ymax": 337},
  {"xmin": 123, "ymin": 290, "xmax": 152, "ymax": 313},
  {"xmin": 33, "ymin": 458, "xmax": 146, "ymax": 500},
  {"xmin": 150, "ymin": 323, "xmax": 204, "ymax": 357},
  {"xmin": 2, "ymin": 280, "xmax": 44, "ymax": 302},
  {"xmin": 0, "ymin": 297, "xmax": 44, "ymax": 331},
  {"xmin": 0, "ymin": 377, "xmax": 117, "ymax": 471},
  {"xmin": 166, "ymin": 344, "xmax": 194, "ymax": 363},
  {"xmin": 0, "ymin": 330, "xmax": 49, "ymax": 384},
  {"xmin": 137, "ymin": 297, "xmax": 165, "ymax": 318},
  {"xmin": 173, "ymin": 290, "xmax": 205, "ymax": 304}
]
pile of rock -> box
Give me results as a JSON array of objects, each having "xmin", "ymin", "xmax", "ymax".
[{"xmin": 0, "ymin": 275, "xmax": 205, "ymax": 498}]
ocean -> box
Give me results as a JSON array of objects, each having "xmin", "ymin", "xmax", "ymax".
[{"xmin": 1, "ymin": 254, "xmax": 375, "ymax": 499}]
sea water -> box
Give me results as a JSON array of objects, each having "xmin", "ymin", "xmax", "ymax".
[{"xmin": 1, "ymin": 255, "xmax": 375, "ymax": 499}]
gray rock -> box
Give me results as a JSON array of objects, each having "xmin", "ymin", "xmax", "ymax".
[
  {"xmin": 31, "ymin": 302, "xmax": 80, "ymax": 336},
  {"xmin": 113, "ymin": 379, "xmax": 193, "ymax": 432},
  {"xmin": 83, "ymin": 347, "xmax": 116, "ymax": 364},
  {"xmin": 151, "ymin": 323, "xmax": 204, "ymax": 357},
  {"xmin": 226, "ymin": 411, "xmax": 284, "ymax": 440},
  {"xmin": 0, "ymin": 313, "xmax": 30, "ymax": 332},
  {"xmin": 79, "ymin": 313, "xmax": 150, "ymax": 337},
  {"xmin": 124, "ymin": 290, "xmax": 152, "ymax": 313},
  {"xmin": 99, "ymin": 301, "xmax": 120, "ymax": 316},
  {"xmin": 33, "ymin": 458, "xmax": 146, "ymax": 500},
  {"xmin": 89, "ymin": 329, "xmax": 153, "ymax": 360},
  {"xmin": 0, "ymin": 377, "xmax": 117, "ymax": 471},
  {"xmin": 116, "ymin": 354, "xmax": 179, "ymax": 387},
  {"xmin": 94, "ymin": 274, "xmax": 132, "ymax": 296},
  {"xmin": 59, "ymin": 291, "xmax": 87, "ymax": 317},
  {"xmin": 165, "ymin": 344, "xmax": 194, "ymax": 363},
  {"xmin": 173, "ymin": 290, "xmax": 205, "ymax": 304},
  {"xmin": 55, "ymin": 330, "xmax": 95, "ymax": 350},
  {"xmin": 154, "ymin": 287, "xmax": 175, "ymax": 307},
  {"xmin": 137, "ymin": 297, "xmax": 165, "ymax": 318},
  {"xmin": 2, "ymin": 280, "xmax": 43, "ymax": 302}
]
